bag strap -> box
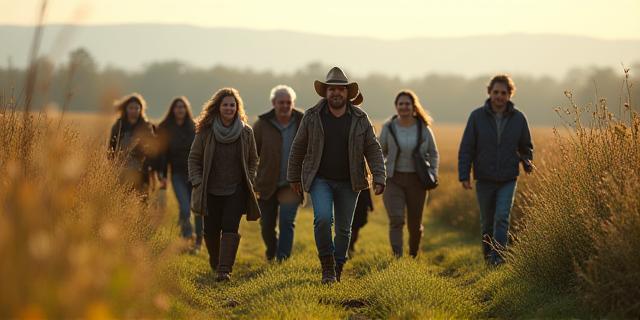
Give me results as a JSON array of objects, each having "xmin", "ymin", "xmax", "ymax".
[
  {"xmin": 387, "ymin": 119, "xmax": 401, "ymax": 164},
  {"xmin": 388, "ymin": 120, "xmax": 401, "ymax": 149},
  {"xmin": 414, "ymin": 119, "xmax": 424, "ymax": 153},
  {"xmin": 413, "ymin": 120, "xmax": 432, "ymax": 170}
]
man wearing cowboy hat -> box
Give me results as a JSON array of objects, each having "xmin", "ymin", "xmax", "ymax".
[{"xmin": 288, "ymin": 67, "xmax": 386, "ymax": 284}]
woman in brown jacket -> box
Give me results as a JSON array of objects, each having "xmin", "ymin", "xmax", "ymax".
[{"xmin": 188, "ymin": 87, "xmax": 260, "ymax": 282}]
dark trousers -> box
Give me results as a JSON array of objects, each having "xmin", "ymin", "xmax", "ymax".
[{"xmin": 204, "ymin": 185, "xmax": 247, "ymax": 237}]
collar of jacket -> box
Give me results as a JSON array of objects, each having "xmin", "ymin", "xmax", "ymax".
[
  {"xmin": 119, "ymin": 117, "xmax": 151, "ymax": 131},
  {"xmin": 307, "ymin": 98, "xmax": 366, "ymax": 118},
  {"xmin": 258, "ymin": 107, "xmax": 304, "ymax": 121},
  {"xmin": 482, "ymin": 98, "xmax": 515, "ymax": 116}
]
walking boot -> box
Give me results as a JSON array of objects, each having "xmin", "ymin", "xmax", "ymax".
[
  {"xmin": 319, "ymin": 255, "xmax": 337, "ymax": 284},
  {"xmin": 216, "ymin": 233, "xmax": 241, "ymax": 282}
]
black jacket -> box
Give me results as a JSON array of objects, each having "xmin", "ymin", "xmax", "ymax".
[
  {"xmin": 157, "ymin": 120, "xmax": 196, "ymax": 177},
  {"xmin": 458, "ymin": 99, "xmax": 533, "ymax": 182},
  {"xmin": 109, "ymin": 117, "xmax": 156, "ymax": 173}
]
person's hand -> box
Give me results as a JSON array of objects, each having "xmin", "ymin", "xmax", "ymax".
[
  {"xmin": 374, "ymin": 183, "xmax": 385, "ymax": 195},
  {"xmin": 159, "ymin": 178, "xmax": 167, "ymax": 189},
  {"xmin": 461, "ymin": 180, "xmax": 473, "ymax": 190},
  {"xmin": 290, "ymin": 182, "xmax": 302, "ymax": 195},
  {"xmin": 523, "ymin": 159, "xmax": 535, "ymax": 175}
]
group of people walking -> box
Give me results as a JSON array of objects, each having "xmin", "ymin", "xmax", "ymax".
[{"xmin": 108, "ymin": 66, "xmax": 533, "ymax": 284}]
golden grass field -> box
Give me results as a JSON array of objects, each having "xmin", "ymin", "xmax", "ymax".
[{"xmin": 1, "ymin": 92, "xmax": 639, "ymax": 319}]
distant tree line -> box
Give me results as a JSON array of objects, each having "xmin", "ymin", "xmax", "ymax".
[{"xmin": 2, "ymin": 47, "xmax": 638, "ymax": 125}]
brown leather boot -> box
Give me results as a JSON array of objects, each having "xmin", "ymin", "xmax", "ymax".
[
  {"xmin": 203, "ymin": 233, "xmax": 220, "ymax": 271},
  {"xmin": 319, "ymin": 255, "xmax": 337, "ymax": 284},
  {"xmin": 216, "ymin": 233, "xmax": 241, "ymax": 282}
]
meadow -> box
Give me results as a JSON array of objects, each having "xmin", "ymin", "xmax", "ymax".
[{"xmin": 1, "ymin": 77, "xmax": 639, "ymax": 318}]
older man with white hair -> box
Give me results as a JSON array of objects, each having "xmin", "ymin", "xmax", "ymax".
[{"xmin": 253, "ymin": 85, "xmax": 305, "ymax": 261}]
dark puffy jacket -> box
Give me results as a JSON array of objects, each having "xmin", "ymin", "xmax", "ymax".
[{"xmin": 458, "ymin": 99, "xmax": 533, "ymax": 182}]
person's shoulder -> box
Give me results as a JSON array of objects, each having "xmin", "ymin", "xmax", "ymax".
[
  {"xmin": 381, "ymin": 117, "xmax": 395, "ymax": 129},
  {"xmin": 194, "ymin": 125, "xmax": 210, "ymax": 137},
  {"xmin": 257, "ymin": 108, "xmax": 275, "ymax": 121},
  {"xmin": 304, "ymin": 99, "xmax": 325, "ymax": 115},
  {"xmin": 242, "ymin": 122, "xmax": 254, "ymax": 134},
  {"xmin": 138, "ymin": 118, "xmax": 154, "ymax": 129},
  {"xmin": 110, "ymin": 118, "xmax": 123, "ymax": 132},
  {"xmin": 511, "ymin": 107, "xmax": 527, "ymax": 119},
  {"xmin": 292, "ymin": 108, "xmax": 305, "ymax": 118},
  {"xmin": 422, "ymin": 121, "xmax": 434, "ymax": 133},
  {"xmin": 470, "ymin": 106, "xmax": 486, "ymax": 116},
  {"xmin": 253, "ymin": 116, "xmax": 266, "ymax": 129}
]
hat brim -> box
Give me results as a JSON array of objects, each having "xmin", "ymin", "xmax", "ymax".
[
  {"xmin": 314, "ymin": 80, "xmax": 359, "ymax": 100},
  {"xmin": 351, "ymin": 92, "xmax": 364, "ymax": 106}
]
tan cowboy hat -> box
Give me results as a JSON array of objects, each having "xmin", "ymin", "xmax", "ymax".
[
  {"xmin": 314, "ymin": 67, "xmax": 359, "ymax": 100},
  {"xmin": 351, "ymin": 92, "xmax": 364, "ymax": 106}
]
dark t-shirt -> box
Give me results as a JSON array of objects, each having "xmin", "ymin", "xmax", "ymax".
[{"xmin": 318, "ymin": 106, "xmax": 352, "ymax": 181}]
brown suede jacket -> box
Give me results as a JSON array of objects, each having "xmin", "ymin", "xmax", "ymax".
[
  {"xmin": 188, "ymin": 123, "xmax": 260, "ymax": 220},
  {"xmin": 253, "ymin": 108, "xmax": 304, "ymax": 200},
  {"xmin": 287, "ymin": 99, "xmax": 386, "ymax": 192}
]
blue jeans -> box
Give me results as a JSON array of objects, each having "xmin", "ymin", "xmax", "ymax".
[
  {"xmin": 309, "ymin": 177, "xmax": 360, "ymax": 265},
  {"xmin": 475, "ymin": 179, "xmax": 517, "ymax": 264},
  {"xmin": 172, "ymin": 173, "xmax": 203, "ymax": 239},
  {"xmin": 259, "ymin": 195, "xmax": 300, "ymax": 260}
]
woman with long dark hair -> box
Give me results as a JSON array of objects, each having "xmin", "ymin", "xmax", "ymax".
[
  {"xmin": 379, "ymin": 90, "xmax": 439, "ymax": 258},
  {"xmin": 188, "ymin": 87, "xmax": 260, "ymax": 281},
  {"xmin": 108, "ymin": 93, "xmax": 156, "ymax": 196},
  {"xmin": 157, "ymin": 96, "xmax": 204, "ymax": 253}
]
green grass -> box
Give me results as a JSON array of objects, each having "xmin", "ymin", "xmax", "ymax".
[{"xmin": 156, "ymin": 189, "xmax": 588, "ymax": 319}]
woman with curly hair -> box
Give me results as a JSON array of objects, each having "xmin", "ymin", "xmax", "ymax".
[
  {"xmin": 188, "ymin": 87, "xmax": 260, "ymax": 281},
  {"xmin": 108, "ymin": 93, "xmax": 156, "ymax": 196}
]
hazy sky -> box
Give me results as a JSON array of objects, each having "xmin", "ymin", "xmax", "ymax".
[{"xmin": 1, "ymin": 0, "xmax": 639, "ymax": 40}]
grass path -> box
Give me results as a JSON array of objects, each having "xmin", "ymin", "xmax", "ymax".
[{"xmin": 155, "ymin": 186, "xmax": 585, "ymax": 319}]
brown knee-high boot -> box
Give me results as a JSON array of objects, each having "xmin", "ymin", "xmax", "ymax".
[
  {"xmin": 216, "ymin": 233, "xmax": 241, "ymax": 282},
  {"xmin": 203, "ymin": 233, "xmax": 221, "ymax": 271}
]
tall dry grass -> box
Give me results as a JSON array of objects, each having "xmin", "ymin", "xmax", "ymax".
[
  {"xmin": 426, "ymin": 125, "xmax": 552, "ymax": 236},
  {"xmin": 0, "ymin": 94, "xmax": 175, "ymax": 318},
  {"xmin": 507, "ymin": 70, "xmax": 640, "ymax": 317}
]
